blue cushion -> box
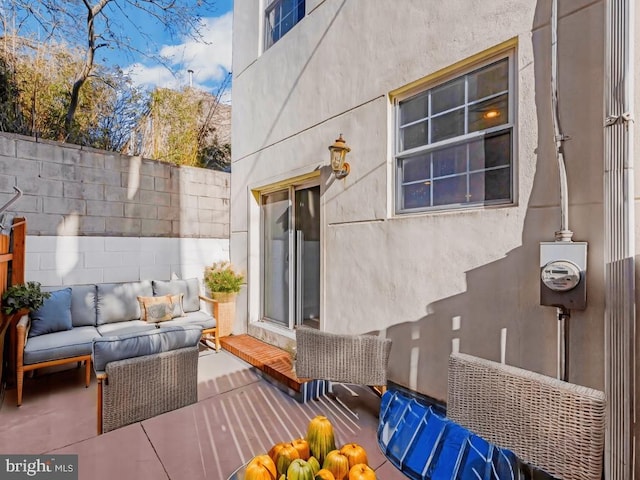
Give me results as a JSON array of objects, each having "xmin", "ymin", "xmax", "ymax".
[
  {"xmin": 29, "ymin": 288, "xmax": 73, "ymax": 337},
  {"xmin": 92, "ymin": 324, "xmax": 202, "ymax": 373}
]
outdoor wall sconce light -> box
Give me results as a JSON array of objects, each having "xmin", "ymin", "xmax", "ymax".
[{"xmin": 329, "ymin": 134, "xmax": 351, "ymax": 179}]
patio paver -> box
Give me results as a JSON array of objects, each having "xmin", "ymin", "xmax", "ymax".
[{"xmin": 0, "ymin": 347, "xmax": 406, "ymax": 479}]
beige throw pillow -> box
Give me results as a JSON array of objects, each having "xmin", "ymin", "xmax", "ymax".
[
  {"xmin": 169, "ymin": 293, "xmax": 185, "ymax": 318},
  {"xmin": 138, "ymin": 295, "xmax": 173, "ymax": 323}
]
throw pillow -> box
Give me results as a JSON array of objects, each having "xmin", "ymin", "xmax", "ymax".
[
  {"xmin": 138, "ymin": 295, "xmax": 173, "ymax": 323},
  {"xmin": 29, "ymin": 288, "xmax": 73, "ymax": 337},
  {"xmin": 169, "ymin": 293, "xmax": 185, "ymax": 318}
]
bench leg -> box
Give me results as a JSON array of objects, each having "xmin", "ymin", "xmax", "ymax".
[
  {"xmin": 85, "ymin": 358, "xmax": 91, "ymax": 387},
  {"xmin": 16, "ymin": 364, "xmax": 24, "ymax": 406}
]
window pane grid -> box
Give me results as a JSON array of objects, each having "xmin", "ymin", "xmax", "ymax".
[
  {"xmin": 265, "ymin": 0, "xmax": 305, "ymax": 49},
  {"xmin": 398, "ymin": 58, "xmax": 509, "ymax": 156},
  {"xmin": 397, "ymin": 128, "xmax": 512, "ymax": 211},
  {"xmin": 395, "ymin": 56, "xmax": 513, "ymax": 213}
]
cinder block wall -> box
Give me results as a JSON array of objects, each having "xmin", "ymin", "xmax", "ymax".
[{"xmin": 0, "ymin": 133, "xmax": 231, "ymax": 286}]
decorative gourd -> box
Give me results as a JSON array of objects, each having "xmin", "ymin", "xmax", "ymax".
[
  {"xmin": 292, "ymin": 438, "xmax": 311, "ymax": 460},
  {"xmin": 245, "ymin": 455, "xmax": 277, "ymax": 480},
  {"xmin": 269, "ymin": 442, "xmax": 288, "ymax": 462},
  {"xmin": 315, "ymin": 469, "xmax": 336, "ymax": 480},
  {"xmin": 286, "ymin": 459, "xmax": 316, "ymax": 480},
  {"xmin": 306, "ymin": 416, "xmax": 337, "ymax": 465},
  {"xmin": 322, "ymin": 450, "xmax": 350, "ymax": 480},
  {"xmin": 278, "ymin": 476, "xmax": 285, "ymax": 480},
  {"xmin": 348, "ymin": 464, "xmax": 376, "ymax": 480},
  {"xmin": 307, "ymin": 456, "xmax": 321, "ymax": 474},
  {"xmin": 339, "ymin": 443, "xmax": 368, "ymax": 469},
  {"xmin": 274, "ymin": 443, "xmax": 300, "ymax": 476}
]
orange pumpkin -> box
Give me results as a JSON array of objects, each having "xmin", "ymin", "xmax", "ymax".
[
  {"xmin": 322, "ymin": 450, "xmax": 350, "ymax": 480},
  {"xmin": 348, "ymin": 464, "xmax": 376, "ymax": 480},
  {"xmin": 274, "ymin": 443, "xmax": 300, "ymax": 476},
  {"xmin": 292, "ymin": 438, "xmax": 311, "ymax": 460},
  {"xmin": 245, "ymin": 455, "xmax": 277, "ymax": 480},
  {"xmin": 268, "ymin": 442, "xmax": 288, "ymax": 462},
  {"xmin": 315, "ymin": 469, "xmax": 337, "ymax": 480},
  {"xmin": 339, "ymin": 443, "xmax": 368, "ymax": 468}
]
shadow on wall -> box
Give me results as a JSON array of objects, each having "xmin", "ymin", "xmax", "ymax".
[{"xmin": 382, "ymin": 0, "xmax": 606, "ymax": 403}]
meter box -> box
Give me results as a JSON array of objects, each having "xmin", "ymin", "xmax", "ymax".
[{"xmin": 540, "ymin": 241, "xmax": 587, "ymax": 310}]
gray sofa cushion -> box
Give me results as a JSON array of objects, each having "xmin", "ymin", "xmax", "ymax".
[
  {"xmin": 43, "ymin": 285, "xmax": 97, "ymax": 327},
  {"xmin": 96, "ymin": 281, "xmax": 153, "ymax": 325},
  {"xmin": 97, "ymin": 321, "xmax": 158, "ymax": 337},
  {"xmin": 92, "ymin": 324, "xmax": 202, "ymax": 373},
  {"xmin": 152, "ymin": 279, "xmax": 200, "ymax": 313},
  {"xmin": 70, "ymin": 285, "xmax": 98, "ymax": 327},
  {"xmin": 158, "ymin": 310, "xmax": 215, "ymax": 330},
  {"xmin": 24, "ymin": 326, "xmax": 99, "ymax": 365},
  {"xmin": 29, "ymin": 288, "xmax": 73, "ymax": 337}
]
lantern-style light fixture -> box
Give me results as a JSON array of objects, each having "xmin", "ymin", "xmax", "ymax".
[{"xmin": 328, "ymin": 134, "xmax": 351, "ymax": 179}]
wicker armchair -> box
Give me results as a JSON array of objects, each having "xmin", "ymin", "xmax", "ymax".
[
  {"xmin": 93, "ymin": 325, "xmax": 202, "ymax": 434},
  {"xmin": 295, "ymin": 326, "xmax": 392, "ymax": 390},
  {"xmin": 447, "ymin": 353, "xmax": 606, "ymax": 480}
]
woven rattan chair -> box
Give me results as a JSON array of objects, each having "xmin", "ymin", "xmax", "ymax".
[
  {"xmin": 447, "ymin": 352, "xmax": 606, "ymax": 480},
  {"xmin": 93, "ymin": 325, "xmax": 202, "ymax": 434},
  {"xmin": 295, "ymin": 326, "xmax": 392, "ymax": 391}
]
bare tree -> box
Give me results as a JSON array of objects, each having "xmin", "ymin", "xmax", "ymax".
[{"xmin": 1, "ymin": 0, "xmax": 218, "ymax": 141}]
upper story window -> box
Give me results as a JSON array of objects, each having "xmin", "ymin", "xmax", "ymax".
[
  {"xmin": 395, "ymin": 54, "xmax": 514, "ymax": 214},
  {"xmin": 265, "ymin": 0, "xmax": 306, "ymax": 49}
]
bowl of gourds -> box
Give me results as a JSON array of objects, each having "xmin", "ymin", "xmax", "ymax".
[{"xmin": 234, "ymin": 415, "xmax": 376, "ymax": 480}]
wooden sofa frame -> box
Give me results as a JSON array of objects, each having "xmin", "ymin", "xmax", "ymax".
[{"xmin": 16, "ymin": 314, "xmax": 91, "ymax": 407}]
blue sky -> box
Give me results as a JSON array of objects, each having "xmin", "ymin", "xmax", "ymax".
[{"xmin": 102, "ymin": 0, "xmax": 234, "ymax": 101}]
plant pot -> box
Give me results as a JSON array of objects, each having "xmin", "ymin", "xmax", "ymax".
[
  {"xmin": 212, "ymin": 292, "xmax": 237, "ymax": 338},
  {"xmin": 211, "ymin": 292, "xmax": 238, "ymax": 303}
]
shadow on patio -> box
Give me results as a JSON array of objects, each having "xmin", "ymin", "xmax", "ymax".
[{"xmin": 0, "ymin": 347, "xmax": 405, "ymax": 480}]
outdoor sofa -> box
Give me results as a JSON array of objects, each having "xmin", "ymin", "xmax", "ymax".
[
  {"xmin": 15, "ymin": 278, "xmax": 220, "ymax": 406},
  {"xmin": 92, "ymin": 324, "xmax": 202, "ymax": 434}
]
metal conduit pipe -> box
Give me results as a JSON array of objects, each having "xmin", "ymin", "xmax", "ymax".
[
  {"xmin": 551, "ymin": 0, "xmax": 572, "ymax": 244},
  {"xmin": 550, "ymin": 0, "xmax": 572, "ymax": 383},
  {"xmin": 604, "ymin": 0, "xmax": 636, "ymax": 478}
]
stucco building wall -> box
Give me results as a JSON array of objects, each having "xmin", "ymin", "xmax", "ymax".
[
  {"xmin": 231, "ymin": 0, "xmax": 606, "ymax": 401},
  {"xmin": 0, "ymin": 133, "xmax": 230, "ymax": 286}
]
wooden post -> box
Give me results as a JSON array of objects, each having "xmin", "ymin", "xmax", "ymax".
[
  {"xmin": 4, "ymin": 217, "xmax": 25, "ymax": 387},
  {"xmin": 11, "ymin": 217, "xmax": 25, "ymax": 285}
]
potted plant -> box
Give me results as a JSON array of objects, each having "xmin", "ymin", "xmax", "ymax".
[
  {"xmin": 204, "ymin": 261, "xmax": 245, "ymax": 302},
  {"xmin": 2, "ymin": 281, "xmax": 50, "ymax": 316},
  {"xmin": 203, "ymin": 262, "xmax": 244, "ymax": 338}
]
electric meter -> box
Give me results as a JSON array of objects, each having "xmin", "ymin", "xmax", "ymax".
[
  {"xmin": 541, "ymin": 260, "xmax": 581, "ymax": 292},
  {"xmin": 539, "ymin": 241, "xmax": 587, "ymax": 310}
]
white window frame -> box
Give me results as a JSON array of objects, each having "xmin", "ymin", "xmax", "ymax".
[
  {"xmin": 394, "ymin": 51, "xmax": 516, "ymax": 214},
  {"xmin": 264, "ymin": 0, "xmax": 306, "ymax": 50}
]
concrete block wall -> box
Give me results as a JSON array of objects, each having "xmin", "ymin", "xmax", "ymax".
[
  {"xmin": 0, "ymin": 133, "xmax": 230, "ymax": 238},
  {"xmin": 0, "ymin": 133, "xmax": 231, "ymax": 287}
]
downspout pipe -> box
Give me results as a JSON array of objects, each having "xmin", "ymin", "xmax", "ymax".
[{"xmin": 604, "ymin": 0, "xmax": 636, "ymax": 478}]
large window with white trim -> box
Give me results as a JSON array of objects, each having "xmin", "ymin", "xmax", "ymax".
[
  {"xmin": 395, "ymin": 55, "xmax": 514, "ymax": 213},
  {"xmin": 265, "ymin": 0, "xmax": 305, "ymax": 50}
]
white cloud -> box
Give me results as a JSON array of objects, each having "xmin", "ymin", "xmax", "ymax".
[{"xmin": 125, "ymin": 11, "xmax": 232, "ymax": 91}]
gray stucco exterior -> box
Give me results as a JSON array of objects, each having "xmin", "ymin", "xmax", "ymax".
[{"xmin": 232, "ymin": 2, "xmax": 640, "ymax": 476}]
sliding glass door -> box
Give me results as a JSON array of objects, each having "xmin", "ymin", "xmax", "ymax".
[{"xmin": 261, "ymin": 184, "xmax": 320, "ymax": 329}]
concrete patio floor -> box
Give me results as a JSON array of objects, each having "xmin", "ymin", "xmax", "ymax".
[{"xmin": 0, "ymin": 347, "xmax": 406, "ymax": 479}]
